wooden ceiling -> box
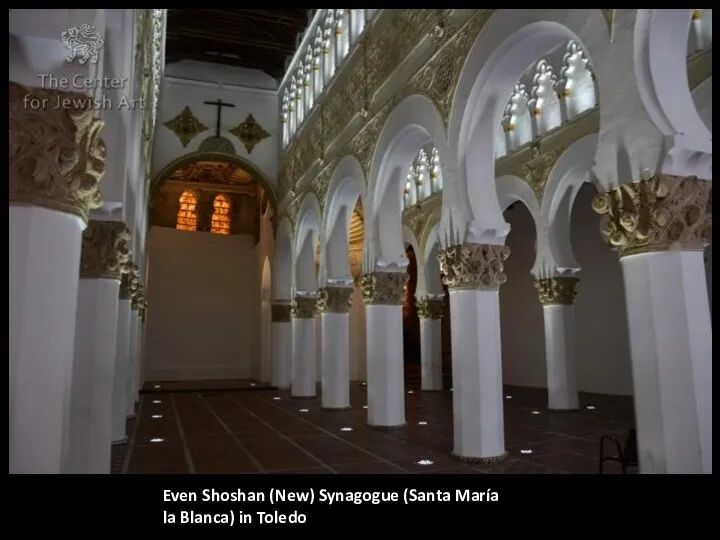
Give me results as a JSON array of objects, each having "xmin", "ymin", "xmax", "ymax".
[{"xmin": 165, "ymin": 9, "xmax": 313, "ymax": 80}]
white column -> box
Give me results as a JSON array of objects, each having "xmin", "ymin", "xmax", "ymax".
[
  {"xmin": 440, "ymin": 243, "xmax": 509, "ymax": 463},
  {"xmin": 349, "ymin": 283, "xmax": 367, "ymax": 381},
  {"xmin": 9, "ymin": 83, "xmax": 105, "ymax": 474},
  {"xmin": 66, "ymin": 220, "xmax": 130, "ymax": 474},
  {"xmin": 594, "ymin": 175, "xmax": 712, "ymax": 474},
  {"xmin": 417, "ymin": 296, "xmax": 444, "ymax": 391},
  {"xmin": 112, "ymin": 294, "xmax": 132, "ymax": 443},
  {"xmin": 535, "ymin": 277, "xmax": 579, "ymax": 410},
  {"xmin": 291, "ymin": 296, "xmax": 317, "ymax": 397},
  {"xmin": 362, "ymin": 272, "xmax": 407, "ymax": 428},
  {"xmin": 271, "ymin": 302, "xmax": 293, "ymax": 389},
  {"xmin": 318, "ymin": 286, "xmax": 354, "ymax": 409},
  {"xmin": 127, "ymin": 305, "xmax": 143, "ymax": 414}
]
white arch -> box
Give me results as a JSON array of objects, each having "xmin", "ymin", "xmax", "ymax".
[
  {"xmin": 368, "ymin": 94, "xmax": 449, "ymax": 267},
  {"xmin": 419, "ymin": 221, "xmax": 444, "ymax": 296},
  {"xmin": 273, "ymin": 217, "xmax": 294, "ymax": 300},
  {"xmin": 692, "ymin": 76, "xmax": 713, "ymax": 132},
  {"xmin": 449, "ymin": 10, "xmax": 606, "ymax": 237},
  {"xmin": 496, "ymin": 175, "xmax": 541, "ymax": 219},
  {"xmin": 634, "ymin": 10, "xmax": 711, "ymax": 152},
  {"xmin": 294, "ymin": 193, "xmax": 322, "ymax": 292}
]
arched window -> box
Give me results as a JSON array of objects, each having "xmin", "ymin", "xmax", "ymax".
[
  {"xmin": 211, "ymin": 193, "xmax": 232, "ymax": 235},
  {"xmin": 177, "ymin": 191, "xmax": 198, "ymax": 232}
]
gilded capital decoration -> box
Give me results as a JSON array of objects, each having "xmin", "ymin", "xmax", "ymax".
[
  {"xmin": 361, "ymin": 272, "xmax": 407, "ymax": 306},
  {"xmin": 535, "ymin": 277, "xmax": 579, "ymax": 306},
  {"xmin": 271, "ymin": 303, "xmax": 293, "ymax": 323},
  {"xmin": 592, "ymin": 175, "xmax": 712, "ymax": 258},
  {"xmin": 416, "ymin": 297, "xmax": 444, "ymax": 319},
  {"xmin": 291, "ymin": 296, "xmax": 317, "ymax": 319},
  {"xmin": 120, "ymin": 264, "xmax": 140, "ymax": 301},
  {"xmin": 9, "ymin": 82, "xmax": 106, "ymax": 224},
  {"xmin": 79, "ymin": 220, "xmax": 132, "ymax": 280},
  {"xmin": 316, "ymin": 287, "xmax": 354, "ymax": 314},
  {"xmin": 438, "ymin": 243, "xmax": 510, "ymax": 291}
]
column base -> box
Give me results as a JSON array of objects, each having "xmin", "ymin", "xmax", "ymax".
[
  {"xmin": 368, "ymin": 423, "xmax": 405, "ymax": 432},
  {"xmin": 321, "ymin": 406, "xmax": 352, "ymax": 412},
  {"xmin": 112, "ymin": 437, "xmax": 128, "ymax": 446},
  {"xmin": 451, "ymin": 451, "xmax": 509, "ymax": 465}
]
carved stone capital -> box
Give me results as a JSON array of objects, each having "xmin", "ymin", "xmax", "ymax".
[
  {"xmin": 361, "ymin": 272, "xmax": 407, "ymax": 306},
  {"xmin": 271, "ymin": 303, "xmax": 293, "ymax": 322},
  {"xmin": 9, "ymin": 82, "xmax": 106, "ymax": 224},
  {"xmin": 592, "ymin": 175, "xmax": 712, "ymax": 258},
  {"xmin": 316, "ymin": 286, "xmax": 354, "ymax": 314},
  {"xmin": 438, "ymin": 243, "xmax": 510, "ymax": 291},
  {"xmin": 140, "ymin": 302, "xmax": 148, "ymax": 323},
  {"xmin": 120, "ymin": 264, "xmax": 140, "ymax": 301},
  {"xmin": 535, "ymin": 277, "xmax": 579, "ymax": 306},
  {"xmin": 131, "ymin": 292, "xmax": 145, "ymax": 312},
  {"xmin": 79, "ymin": 220, "xmax": 131, "ymax": 280},
  {"xmin": 291, "ymin": 296, "xmax": 317, "ymax": 319},
  {"xmin": 416, "ymin": 297, "xmax": 444, "ymax": 319}
]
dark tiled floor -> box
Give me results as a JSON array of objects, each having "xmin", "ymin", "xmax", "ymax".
[{"xmin": 114, "ymin": 381, "xmax": 635, "ymax": 475}]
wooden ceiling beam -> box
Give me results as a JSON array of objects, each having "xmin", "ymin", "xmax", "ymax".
[
  {"xmin": 166, "ymin": 29, "xmax": 296, "ymax": 55},
  {"xmin": 165, "ymin": 47, "xmax": 285, "ymax": 79},
  {"xmin": 202, "ymin": 9, "xmax": 307, "ymax": 26}
]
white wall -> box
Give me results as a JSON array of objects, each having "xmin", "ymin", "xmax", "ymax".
[
  {"xmin": 144, "ymin": 227, "xmax": 258, "ymax": 381},
  {"xmin": 500, "ymin": 184, "xmax": 633, "ymax": 396},
  {"xmin": 153, "ymin": 63, "xmax": 279, "ymax": 188}
]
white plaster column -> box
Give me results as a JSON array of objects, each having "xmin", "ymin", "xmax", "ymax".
[
  {"xmin": 416, "ymin": 296, "xmax": 444, "ymax": 391},
  {"xmin": 535, "ymin": 277, "xmax": 580, "ymax": 410},
  {"xmin": 127, "ymin": 295, "xmax": 144, "ymax": 414},
  {"xmin": 291, "ymin": 295, "xmax": 317, "ymax": 397},
  {"xmin": 9, "ymin": 82, "xmax": 105, "ymax": 474},
  {"xmin": 594, "ymin": 175, "xmax": 712, "ymax": 474},
  {"xmin": 318, "ymin": 286, "xmax": 354, "ymax": 409},
  {"xmin": 362, "ymin": 272, "xmax": 407, "ymax": 428},
  {"xmin": 439, "ymin": 243, "xmax": 510, "ymax": 463},
  {"xmin": 65, "ymin": 221, "xmax": 131, "ymax": 474},
  {"xmin": 112, "ymin": 273, "xmax": 133, "ymax": 444},
  {"xmin": 271, "ymin": 302, "xmax": 293, "ymax": 389}
]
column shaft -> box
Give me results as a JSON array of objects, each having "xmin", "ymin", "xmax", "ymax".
[
  {"xmin": 271, "ymin": 303, "xmax": 293, "ymax": 389},
  {"xmin": 112, "ymin": 299, "xmax": 132, "ymax": 442},
  {"xmin": 317, "ymin": 286, "xmax": 354, "ymax": 409},
  {"xmin": 417, "ymin": 297, "xmax": 444, "ymax": 391},
  {"xmin": 291, "ymin": 296, "xmax": 317, "ymax": 397}
]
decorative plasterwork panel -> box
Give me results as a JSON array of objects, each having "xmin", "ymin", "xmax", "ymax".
[
  {"xmin": 163, "ymin": 106, "xmax": 208, "ymax": 148},
  {"xmin": 309, "ymin": 159, "xmax": 338, "ymax": 213},
  {"xmin": 229, "ymin": 114, "xmax": 271, "ymax": 154}
]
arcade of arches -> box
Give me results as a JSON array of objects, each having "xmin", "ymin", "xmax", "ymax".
[{"xmin": 9, "ymin": 9, "xmax": 712, "ymax": 475}]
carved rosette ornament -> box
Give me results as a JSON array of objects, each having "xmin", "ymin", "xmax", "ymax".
[
  {"xmin": 416, "ymin": 297, "xmax": 444, "ymax": 319},
  {"xmin": 291, "ymin": 296, "xmax": 317, "ymax": 319},
  {"xmin": 79, "ymin": 220, "xmax": 132, "ymax": 280},
  {"xmin": 592, "ymin": 175, "xmax": 712, "ymax": 258},
  {"xmin": 271, "ymin": 303, "xmax": 293, "ymax": 323},
  {"xmin": 316, "ymin": 287, "xmax": 354, "ymax": 314},
  {"xmin": 361, "ymin": 272, "xmax": 407, "ymax": 306},
  {"xmin": 535, "ymin": 277, "xmax": 579, "ymax": 306},
  {"xmin": 9, "ymin": 82, "xmax": 106, "ymax": 224},
  {"xmin": 438, "ymin": 244, "xmax": 511, "ymax": 291}
]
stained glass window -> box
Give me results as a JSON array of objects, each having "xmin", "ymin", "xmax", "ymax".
[
  {"xmin": 211, "ymin": 193, "xmax": 232, "ymax": 235},
  {"xmin": 176, "ymin": 191, "xmax": 197, "ymax": 232}
]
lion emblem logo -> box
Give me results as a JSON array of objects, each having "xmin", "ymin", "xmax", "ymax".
[{"xmin": 61, "ymin": 24, "xmax": 104, "ymax": 64}]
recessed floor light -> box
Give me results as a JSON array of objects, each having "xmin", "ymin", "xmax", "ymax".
[
  {"xmin": 361, "ymin": 382, "xmax": 367, "ymax": 386},
  {"xmin": 150, "ymin": 438, "xmax": 164, "ymax": 443},
  {"xmin": 340, "ymin": 427, "xmax": 353, "ymax": 432},
  {"xmin": 152, "ymin": 400, "xmax": 161, "ymax": 404},
  {"xmin": 151, "ymin": 414, "xmax": 162, "ymax": 419},
  {"xmin": 418, "ymin": 421, "xmax": 428, "ymax": 425},
  {"xmin": 586, "ymin": 405, "xmax": 596, "ymax": 410},
  {"xmin": 250, "ymin": 383, "xmax": 256, "ymax": 387},
  {"xmin": 520, "ymin": 448, "xmax": 533, "ymax": 455},
  {"xmin": 153, "ymin": 385, "xmax": 160, "ymax": 389},
  {"xmin": 416, "ymin": 459, "xmax": 434, "ymax": 466},
  {"xmin": 272, "ymin": 397, "xmax": 281, "ymax": 401},
  {"xmin": 450, "ymin": 388, "xmax": 454, "ymax": 392},
  {"xmin": 408, "ymin": 390, "xmax": 414, "ymax": 394},
  {"xmin": 531, "ymin": 410, "xmax": 541, "ymax": 415},
  {"xmin": 362, "ymin": 405, "xmax": 368, "ymax": 409},
  {"xmin": 505, "ymin": 395, "xmax": 512, "ymax": 399},
  {"xmin": 299, "ymin": 408, "xmax": 309, "ymax": 413}
]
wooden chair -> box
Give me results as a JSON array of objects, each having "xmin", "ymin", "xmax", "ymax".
[{"xmin": 598, "ymin": 428, "xmax": 638, "ymax": 474}]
